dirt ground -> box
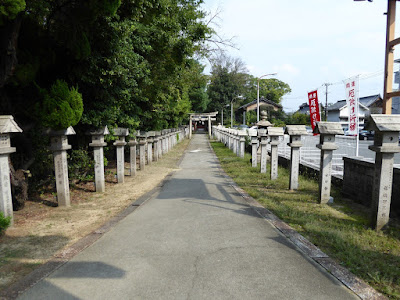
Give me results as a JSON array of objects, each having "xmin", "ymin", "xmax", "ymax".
[{"xmin": 0, "ymin": 138, "xmax": 190, "ymax": 291}]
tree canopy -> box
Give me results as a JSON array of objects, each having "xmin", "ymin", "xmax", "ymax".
[{"xmin": 0, "ymin": 0, "xmax": 212, "ymax": 131}]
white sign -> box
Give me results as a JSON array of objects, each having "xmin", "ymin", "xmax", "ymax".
[{"xmin": 344, "ymin": 76, "xmax": 359, "ymax": 135}]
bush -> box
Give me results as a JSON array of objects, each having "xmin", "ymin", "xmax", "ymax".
[
  {"xmin": 37, "ymin": 80, "xmax": 83, "ymax": 130},
  {"xmin": 0, "ymin": 0, "xmax": 25, "ymax": 25},
  {"xmin": 0, "ymin": 212, "xmax": 11, "ymax": 235},
  {"xmin": 68, "ymin": 149, "xmax": 94, "ymax": 183}
]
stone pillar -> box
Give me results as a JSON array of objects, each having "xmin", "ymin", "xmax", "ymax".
[
  {"xmin": 160, "ymin": 130, "xmax": 166, "ymax": 156},
  {"xmin": 47, "ymin": 127, "xmax": 76, "ymax": 206},
  {"xmin": 189, "ymin": 115, "xmax": 193, "ymax": 139},
  {"xmin": 147, "ymin": 131, "xmax": 155, "ymax": 164},
  {"xmin": 268, "ymin": 127, "xmax": 284, "ymax": 180},
  {"xmin": 239, "ymin": 130, "xmax": 246, "ymax": 159},
  {"xmin": 87, "ymin": 126, "xmax": 109, "ymax": 192},
  {"xmin": 235, "ymin": 130, "xmax": 240, "ymax": 156},
  {"xmin": 113, "ymin": 128, "xmax": 128, "ymax": 183},
  {"xmin": 285, "ymin": 125, "xmax": 308, "ymax": 190},
  {"xmin": 208, "ymin": 116, "xmax": 212, "ymax": 138},
  {"xmin": 0, "ymin": 116, "xmax": 22, "ymax": 225},
  {"xmin": 138, "ymin": 132, "xmax": 147, "ymax": 170},
  {"xmin": 128, "ymin": 133, "xmax": 138, "ymax": 177},
  {"xmin": 258, "ymin": 129, "xmax": 268, "ymax": 173},
  {"xmin": 153, "ymin": 131, "xmax": 161, "ymax": 162},
  {"xmin": 366, "ymin": 115, "xmax": 400, "ymax": 230},
  {"xmin": 314, "ymin": 122, "xmax": 343, "ymax": 204},
  {"xmin": 168, "ymin": 130, "xmax": 173, "ymax": 151},
  {"xmin": 249, "ymin": 129, "xmax": 258, "ymax": 167},
  {"xmin": 229, "ymin": 130, "xmax": 234, "ymax": 152}
]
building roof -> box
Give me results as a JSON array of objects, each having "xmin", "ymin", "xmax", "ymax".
[
  {"xmin": 296, "ymin": 102, "xmax": 310, "ymax": 115},
  {"xmin": 327, "ymin": 94, "xmax": 381, "ymax": 111},
  {"xmin": 238, "ymin": 97, "xmax": 282, "ymax": 110},
  {"xmin": 359, "ymin": 94, "xmax": 381, "ymax": 107}
]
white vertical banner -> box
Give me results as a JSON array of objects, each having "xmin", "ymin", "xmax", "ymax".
[{"xmin": 344, "ymin": 76, "xmax": 359, "ymax": 136}]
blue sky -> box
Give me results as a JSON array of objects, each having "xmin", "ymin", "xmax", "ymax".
[{"xmin": 201, "ymin": 0, "xmax": 398, "ymax": 112}]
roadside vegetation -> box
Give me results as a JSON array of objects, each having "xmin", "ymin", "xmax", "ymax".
[{"xmin": 211, "ymin": 141, "xmax": 400, "ymax": 299}]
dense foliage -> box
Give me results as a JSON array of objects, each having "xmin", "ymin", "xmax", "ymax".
[
  {"xmin": 37, "ymin": 80, "xmax": 83, "ymax": 129},
  {"xmin": 1, "ymin": 0, "xmax": 211, "ymax": 132},
  {"xmin": 0, "ymin": 0, "xmax": 213, "ymax": 200}
]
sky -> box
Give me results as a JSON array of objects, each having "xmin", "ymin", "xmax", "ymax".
[{"xmin": 200, "ymin": 0, "xmax": 400, "ymax": 112}]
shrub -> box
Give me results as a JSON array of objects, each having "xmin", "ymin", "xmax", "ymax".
[
  {"xmin": 37, "ymin": 80, "xmax": 83, "ymax": 130},
  {"xmin": 0, "ymin": 0, "xmax": 25, "ymax": 25},
  {"xmin": 0, "ymin": 212, "xmax": 11, "ymax": 235},
  {"xmin": 68, "ymin": 149, "xmax": 94, "ymax": 182}
]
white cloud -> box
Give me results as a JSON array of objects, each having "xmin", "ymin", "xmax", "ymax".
[{"xmin": 274, "ymin": 64, "xmax": 300, "ymax": 77}]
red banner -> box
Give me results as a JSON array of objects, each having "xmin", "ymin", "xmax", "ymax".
[{"xmin": 308, "ymin": 90, "xmax": 321, "ymax": 134}]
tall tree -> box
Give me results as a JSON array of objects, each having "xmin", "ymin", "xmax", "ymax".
[
  {"xmin": 240, "ymin": 75, "xmax": 291, "ymax": 107},
  {"xmin": 0, "ymin": 0, "xmax": 213, "ymax": 200},
  {"xmin": 206, "ymin": 54, "xmax": 247, "ymax": 119}
]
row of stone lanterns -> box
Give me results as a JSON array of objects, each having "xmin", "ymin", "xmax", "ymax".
[
  {"xmin": 214, "ymin": 128, "xmax": 247, "ymax": 159},
  {"xmin": 0, "ymin": 114, "xmax": 189, "ymax": 225},
  {"xmin": 213, "ymin": 114, "xmax": 400, "ymax": 231}
]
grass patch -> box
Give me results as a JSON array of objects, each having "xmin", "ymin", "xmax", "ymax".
[{"xmin": 211, "ymin": 141, "xmax": 400, "ymax": 299}]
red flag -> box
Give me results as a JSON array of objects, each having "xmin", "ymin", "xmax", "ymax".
[{"xmin": 307, "ymin": 90, "xmax": 321, "ymax": 135}]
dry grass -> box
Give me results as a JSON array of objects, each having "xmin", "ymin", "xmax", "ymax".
[{"xmin": 0, "ymin": 138, "xmax": 189, "ymax": 291}]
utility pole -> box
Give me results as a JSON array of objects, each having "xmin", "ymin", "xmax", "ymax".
[
  {"xmin": 383, "ymin": 0, "xmax": 397, "ymax": 114},
  {"xmin": 323, "ymin": 83, "xmax": 331, "ymax": 121}
]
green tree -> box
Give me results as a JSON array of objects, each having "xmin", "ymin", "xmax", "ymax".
[
  {"xmin": 286, "ymin": 112, "xmax": 311, "ymax": 125},
  {"xmin": 0, "ymin": 0, "xmax": 213, "ymax": 198},
  {"xmin": 240, "ymin": 75, "xmax": 291, "ymax": 107},
  {"xmin": 207, "ymin": 54, "xmax": 247, "ymax": 123}
]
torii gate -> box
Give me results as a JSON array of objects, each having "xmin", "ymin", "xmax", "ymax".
[{"xmin": 189, "ymin": 112, "xmax": 218, "ymax": 139}]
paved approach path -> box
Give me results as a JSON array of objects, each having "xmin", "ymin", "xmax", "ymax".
[{"xmin": 19, "ymin": 134, "xmax": 358, "ymax": 300}]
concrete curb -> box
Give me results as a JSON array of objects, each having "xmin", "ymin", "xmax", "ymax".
[{"xmin": 208, "ymin": 139, "xmax": 386, "ymax": 300}]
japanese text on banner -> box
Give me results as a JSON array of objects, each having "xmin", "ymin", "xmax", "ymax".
[
  {"xmin": 344, "ymin": 76, "xmax": 359, "ymax": 135},
  {"xmin": 307, "ymin": 90, "xmax": 321, "ymax": 134}
]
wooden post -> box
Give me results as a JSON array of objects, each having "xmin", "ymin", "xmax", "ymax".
[{"xmin": 383, "ymin": 0, "xmax": 396, "ymax": 114}]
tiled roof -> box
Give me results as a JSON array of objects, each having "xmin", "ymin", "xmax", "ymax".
[
  {"xmin": 327, "ymin": 94, "xmax": 381, "ymax": 111},
  {"xmin": 238, "ymin": 97, "xmax": 282, "ymax": 110}
]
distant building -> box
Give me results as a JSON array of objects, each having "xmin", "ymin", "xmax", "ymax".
[
  {"xmin": 326, "ymin": 94, "xmax": 382, "ymax": 129},
  {"xmin": 237, "ymin": 97, "xmax": 282, "ymax": 124},
  {"xmin": 392, "ymin": 59, "xmax": 400, "ymax": 114},
  {"xmin": 296, "ymin": 102, "xmax": 310, "ymax": 115}
]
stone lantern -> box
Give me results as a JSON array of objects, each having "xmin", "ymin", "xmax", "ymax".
[
  {"xmin": 87, "ymin": 126, "xmax": 109, "ymax": 192},
  {"xmin": 146, "ymin": 131, "xmax": 155, "ymax": 164},
  {"xmin": 258, "ymin": 129, "xmax": 268, "ymax": 173},
  {"xmin": 366, "ymin": 115, "xmax": 400, "ymax": 230},
  {"xmin": 47, "ymin": 126, "xmax": 76, "ymax": 206},
  {"xmin": 238, "ymin": 130, "xmax": 247, "ymax": 159},
  {"xmin": 154, "ymin": 131, "xmax": 161, "ymax": 161},
  {"xmin": 267, "ymin": 127, "xmax": 284, "ymax": 180},
  {"xmin": 161, "ymin": 129, "xmax": 168, "ymax": 155},
  {"xmin": 128, "ymin": 130, "xmax": 138, "ymax": 177},
  {"xmin": 138, "ymin": 131, "xmax": 147, "ymax": 170},
  {"xmin": 285, "ymin": 125, "xmax": 308, "ymax": 190},
  {"xmin": 113, "ymin": 128, "xmax": 129, "ymax": 183},
  {"xmin": 256, "ymin": 110, "xmax": 272, "ymax": 128},
  {"xmin": 0, "ymin": 116, "xmax": 22, "ymax": 224},
  {"xmin": 313, "ymin": 122, "xmax": 343, "ymax": 204},
  {"xmin": 248, "ymin": 128, "xmax": 258, "ymax": 167}
]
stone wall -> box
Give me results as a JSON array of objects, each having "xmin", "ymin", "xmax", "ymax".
[{"xmin": 342, "ymin": 157, "xmax": 400, "ymax": 217}]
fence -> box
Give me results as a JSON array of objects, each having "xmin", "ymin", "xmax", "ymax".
[{"xmin": 272, "ymin": 135, "xmax": 363, "ymax": 178}]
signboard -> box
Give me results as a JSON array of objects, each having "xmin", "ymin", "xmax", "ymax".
[
  {"xmin": 344, "ymin": 76, "xmax": 359, "ymax": 135},
  {"xmin": 308, "ymin": 90, "xmax": 321, "ymax": 134}
]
